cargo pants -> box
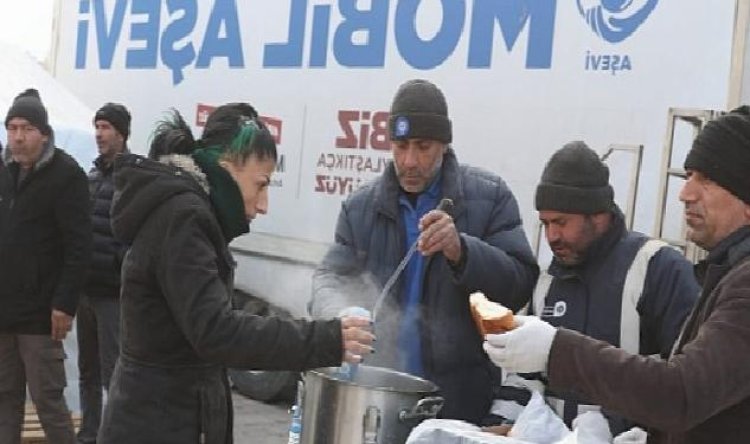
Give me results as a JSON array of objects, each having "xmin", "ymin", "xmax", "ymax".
[{"xmin": 0, "ymin": 334, "xmax": 75, "ymax": 444}]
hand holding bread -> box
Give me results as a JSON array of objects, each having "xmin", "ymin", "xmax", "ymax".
[{"xmin": 483, "ymin": 314, "xmax": 558, "ymax": 373}]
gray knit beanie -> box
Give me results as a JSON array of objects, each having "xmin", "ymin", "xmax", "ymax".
[
  {"xmin": 5, "ymin": 88, "xmax": 52, "ymax": 136},
  {"xmin": 94, "ymin": 102, "xmax": 131, "ymax": 141},
  {"xmin": 388, "ymin": 79, "xmax": 452, "ymax": 143},
  {"xmin": 535, "ymin": 141, "xmax": 614, "ymax": 214}
]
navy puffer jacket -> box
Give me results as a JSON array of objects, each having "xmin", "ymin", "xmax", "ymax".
[
  {"xmin": 87, "ymin": 155, "xmax": 126, "ymax": 297},
  {"xmin": 311, "ymin": 149, "xmax": 538, "ymax": 423}
]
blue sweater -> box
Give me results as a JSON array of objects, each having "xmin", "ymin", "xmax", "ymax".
[{"xmin": 397, "ymin": 174, "xmax": 441, "ymax": 376}]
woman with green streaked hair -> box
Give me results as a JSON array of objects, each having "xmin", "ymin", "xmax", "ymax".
[{"xmin": 99, "ymin": 103, "xmax": 374, "ymax": 444}]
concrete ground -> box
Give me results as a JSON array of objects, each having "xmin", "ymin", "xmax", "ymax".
[
  {"xmin": 61, "ymin": 328, "xmax": 292, "ymax": 443},
  {"xmin": 232, "ymin": 392, "xmax": 291, "ymax": 443}
]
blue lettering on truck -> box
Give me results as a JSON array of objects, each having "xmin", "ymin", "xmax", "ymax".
[
  {"xmin": 73, "ymin": 0, "xmax": 658, "ymax": 85},
  {"xmin": 75, "ymin": 0, "xmax": 244, "ymax": 84},
  {"xmin": 263, "ymin": 0, "xmax": 556, "ymax": 70}
]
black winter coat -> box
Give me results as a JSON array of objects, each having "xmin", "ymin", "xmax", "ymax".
[
  {"xmin": 99, "ymin": 154, "xmax": 343, "ymax": 444},
  {"xmin": 86, "ymin": 156, "xmax": 125, "ymax": 297},
  {"xmin": 0, "ymin": 143, "xmax": 91, "ymax": 334}
]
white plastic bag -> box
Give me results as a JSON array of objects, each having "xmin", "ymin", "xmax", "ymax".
[
  {"xmin": 509, "ymin": 391, "xmax": 570, "ymax": 444},
  {"xmin": 405, "ymin": 419, "xmax": 530, "ymax": 444},
  {"xmin": 554, "ymin": 411, "xmax": 612, "ymax": 444}
]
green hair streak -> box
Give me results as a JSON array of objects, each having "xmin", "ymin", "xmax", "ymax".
[{"xmin": 195, "ymin": 120, "xmax": 259, "ymax": 164}]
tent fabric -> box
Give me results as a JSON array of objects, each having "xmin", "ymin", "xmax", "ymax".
[{"xmin": 0, "ymin": 41, "xmax": 96, "ymax": 169}]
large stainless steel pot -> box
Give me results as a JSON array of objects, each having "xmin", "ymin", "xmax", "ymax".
[{"xmin": 300, "ymin": 365, "xmax": 443, "ymax": 444}]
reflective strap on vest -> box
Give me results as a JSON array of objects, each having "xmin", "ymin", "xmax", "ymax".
[
  {"xmin": 619, "ymin": 239, "xmax": 667, "ymax": 354},
  {"xmin": 532, "ymin": 271, "xmax": 553, "ymax": 317},
  {"xmin": 549, "ymin": 396, "xmax": 565, "ymax": 418}
]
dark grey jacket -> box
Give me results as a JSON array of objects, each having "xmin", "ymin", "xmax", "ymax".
[
  {"xmin": 99, "ymin": 154, "xmax": 343, "ymax": 444},
  {"xmin": 311, "ymin": 149, "xmax": 538, "ymax": 423}
]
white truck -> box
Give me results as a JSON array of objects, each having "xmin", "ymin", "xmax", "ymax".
[{"xmin": 48, "ymin": 0, "xmax": 750, "ymax": 399}]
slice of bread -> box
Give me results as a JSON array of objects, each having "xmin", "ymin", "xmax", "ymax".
[{"xmin": 469, "ymin": 292, "xmax": 515, "ymax": 335}]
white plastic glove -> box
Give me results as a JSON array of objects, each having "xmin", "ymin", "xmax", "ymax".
[
  {"xmin": 613, "ymin": 427, "xmax": 648, "ymax": 444},
  {"xmin": 483, "ymin": 315, "xmax": 557, "ymax": 373}
]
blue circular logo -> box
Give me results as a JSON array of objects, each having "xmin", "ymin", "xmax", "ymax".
[
  {"xmin": 577, "ymin": 0, "xmax": 658, "ymax": 43},
  {"xmin": 395, "ymin": 116, "xmax": 410, "ymax": 138}
]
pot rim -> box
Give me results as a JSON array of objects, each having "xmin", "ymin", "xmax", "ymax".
[{"xmin": 306, "ymin": 365, "xmax": 439, "ymax": 394}]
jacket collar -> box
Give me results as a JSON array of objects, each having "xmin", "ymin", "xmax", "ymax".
[
  {"xmin": 94, "ymin": 148, "xmax": 131, "ymax": 173},
  {"xmin": 548, "ymin": 206, "xmax": 627, "ymax": 278},
  {"xmin": 3, "ymin": 135, "xmax": 56, "ymax": 173},
  {"xmin": 694, "ymin": 225, "xmax": 750, "ymax": 286},
  {"xmin": 373, "ymin": 148, "xmax": 465, "ymax": 220}
]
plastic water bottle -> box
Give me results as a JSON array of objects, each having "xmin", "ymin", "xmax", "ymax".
[
  {"xmin": 287, "ymin": 380, "xmax": 304, "ymax": 444},
  {"xmin": 287, "ymin": 405, "xmax": 302, "ymax": 444},
  {"xmin": 337, "ymin": 306, "xmax": 372, "ymax": 381}
]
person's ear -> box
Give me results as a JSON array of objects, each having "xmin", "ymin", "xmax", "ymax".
[{"xmin": 591, "ymin": 212, "xmax": 612, "ymax": 234}]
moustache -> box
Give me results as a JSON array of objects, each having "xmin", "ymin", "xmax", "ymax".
[
  {"xmin": 549, "ymin": 240, "xmax": 566, "ymax": 250},
  {"xmin": 398, "ymin": 168, "xmax": 420, "ymax": 176}
]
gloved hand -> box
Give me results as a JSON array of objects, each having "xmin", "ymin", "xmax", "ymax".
[
  {"xmin": 613, "ymin": 427, "xmax": 648, "ymax": 444},
  {"xmin": 483, "ymin": 315, "xmax": 557, "ymax": 373}
]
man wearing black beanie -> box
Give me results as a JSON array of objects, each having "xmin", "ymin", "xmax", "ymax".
[
  {"xmin": 484, "ymin": 108, "xmax": 750, "ymax": 442},
  {"xmin": 492, "ymin": 141, "xmax": 698, "ymax": 436},
  {"xmin": 312, "ymin": 79, "xmax": 539, "ymax": 423},
  {"xmin": 0, "ymin": 88, "xmax": 91, "ymax": 444},
  {"xmin": 75, "ymin": 102, "xmax": 131, "ymax": 444}
]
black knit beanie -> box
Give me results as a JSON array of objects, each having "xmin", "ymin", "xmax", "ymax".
[
  {"xmin": 388, "ymin": 79, "xmax": 452, "ymax": 143},
  {"xmin": 5, "ymin": 88, "xmax": 51, "ymax": 136},
  {"xmin": 94, "ymin": 102, "xmax": 131, "ymax": 141},
  {"xmin": 535, "ymin": 141, "xmax": 614, "ymax": 214},
  {"xmin": 684, "ymin": 106, "xmax": 750, "ymax": 205}
]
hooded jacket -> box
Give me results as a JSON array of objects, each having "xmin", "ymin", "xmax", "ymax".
[
  {"xmin": 99, "ymin": 153, "xmax": 343, "ymax": 444},
  {"xmin": 0, "ymin": 138, "xmax": 90, "ymax": 333}
]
